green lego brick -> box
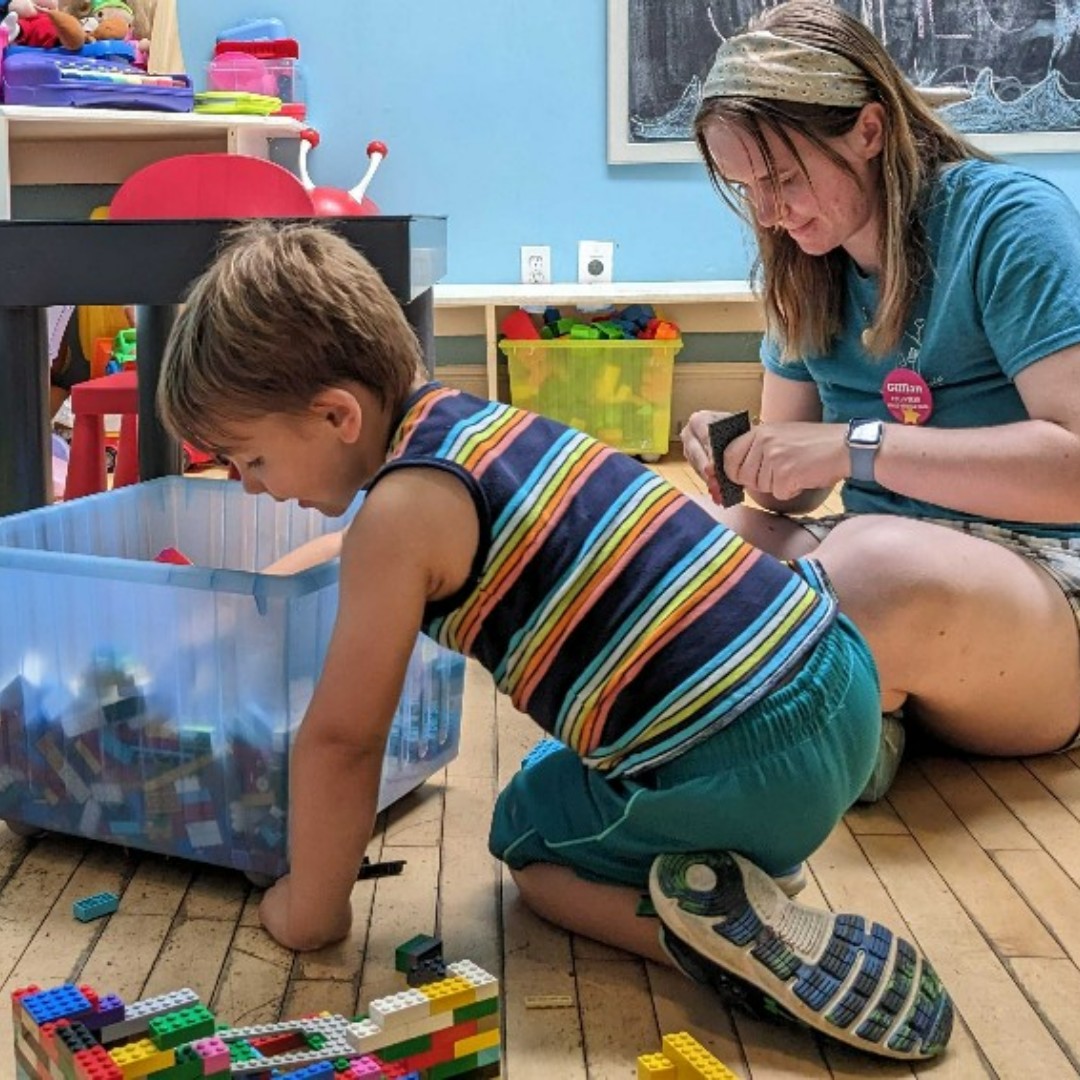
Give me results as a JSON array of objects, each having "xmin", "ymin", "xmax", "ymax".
[
  {"xmin": 429, "ymin": 1051, "xmax": 480, "ymax": 1079},
  {"xmin": 149, "ymin": 1003, "xmax": 215, "ymax": 1049},
  {"xmin": 452, "ymin": 996, "xmax": 500, "ymax": 1023},
  {"xmin": 378, "ymin": 1032, "xmax": 433, "ymax": 1062},
  {"xmin": 394, "ymin": 933, "xmax": 443, "ymax": 974},
  {"xmin": 229, "ymin": 1039, "xmax": 261, "ymax": 1064},
  {"xmin": 146, "ymin": 1045, "xmax": 203, "ymax": 1080}
]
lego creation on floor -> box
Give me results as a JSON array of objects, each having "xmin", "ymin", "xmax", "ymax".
[
  {"xmin": 637, "ymin": 1032, "xmax": 738, "ymax": 1079},
  {"xmin": 12, "ymin": 941, "xmax": 501, "ymax": 1079}
]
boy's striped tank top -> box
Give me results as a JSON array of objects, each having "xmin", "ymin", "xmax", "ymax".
[{"xmin": 372, "ymin": 384, "xmax": 837, "ymax": 777}]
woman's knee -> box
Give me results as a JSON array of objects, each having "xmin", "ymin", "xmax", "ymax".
[{"xmin": 815, "ymin": 517, "xmax": 961, "ymax": 621}]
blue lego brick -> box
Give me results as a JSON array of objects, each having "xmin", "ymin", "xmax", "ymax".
[
  {"xmin": 274, "ymin": 1063, "xmax": 334, "ymax": 1079},
  {"xmin": 20, "ymin": 984, "xmax": 94, "ymax": 1026},
  {"xmin": 73, "ymin": 891, "xmax": 120, "ymax": 922}
]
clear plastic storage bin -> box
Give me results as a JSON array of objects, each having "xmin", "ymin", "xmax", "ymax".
[
  {"xmin": 0, "ymin": 478, "xmax": 463, "ymax": 880},
  {"xmin": 500, "ymin": 338, "xmax": 682, "ymax": 458}
]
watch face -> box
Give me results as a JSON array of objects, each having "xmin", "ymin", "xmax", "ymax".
[{"xmin": 849, "ymin": 421, "xmax": 882, "ymax": 446}]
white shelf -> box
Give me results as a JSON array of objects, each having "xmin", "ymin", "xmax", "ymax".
[
  {"xmin": 434, "ymin": 280, "xmax": 757, "ymax": 307},
  {"xmin": 0, "ymin": 104, "xmax": 302, "ymax": 142}
]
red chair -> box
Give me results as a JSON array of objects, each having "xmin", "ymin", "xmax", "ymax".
[
  {"xmin": 66, "ymin": 369, "xmax": 139, "ymax": 499},
  {"xmin": 108, "ymin": 152, "xmax": 315, "ymax": 219}
]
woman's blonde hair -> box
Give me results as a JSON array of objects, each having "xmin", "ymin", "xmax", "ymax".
[
  {"xmin": 158, "ymin": 221, "xmax": 422, "ymax": 451},
  {"xmin": 695, "ymin": 0, "xmax": 990, "ymax": 360}
]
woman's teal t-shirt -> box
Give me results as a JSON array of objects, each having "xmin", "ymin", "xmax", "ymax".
[{"xmin": 762, "ymin": 159, "xmax": 1080, "ymax": 538}]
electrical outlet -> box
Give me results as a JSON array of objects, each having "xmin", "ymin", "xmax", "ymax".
[
  {"xmin": 578, "ymin": 240, "xmax": 614, "ymax": 285},
  {"xmin": 520, "ymin": 245, "xmax": 551, "ymax": 285}
]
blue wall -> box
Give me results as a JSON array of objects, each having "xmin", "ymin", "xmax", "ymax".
[{"xmin": 179, "ymin": 0, "xmax": 1080, "ymax": 286}]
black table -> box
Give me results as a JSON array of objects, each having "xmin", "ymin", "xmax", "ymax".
[{"xmin": 0, "ymin": 214, "xmax": 447, "ymax": 516}]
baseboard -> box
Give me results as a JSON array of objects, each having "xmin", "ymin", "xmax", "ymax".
[{"xmin": 434, "ymin": 362, "xmax": 763, "ymax": 439}]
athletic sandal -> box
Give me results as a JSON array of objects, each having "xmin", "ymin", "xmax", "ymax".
[
  {"xmin": 650, "ymin": 850, "xmax": 953, "ymax": 1061},
  {"xmin": 856, "ymin": 709, "xmax": 906, "ymax": 805},
  {"xmin": 771, "ymin": 862, "xmax": 807, "ymax": 898}
]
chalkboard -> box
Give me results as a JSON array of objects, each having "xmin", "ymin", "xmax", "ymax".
[{"xmin": 608, "ymin": 0, "xmax": 1080, "ymax": 163}]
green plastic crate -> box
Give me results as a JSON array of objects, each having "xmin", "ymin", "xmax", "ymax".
[{"xmin": 500, "ymin": 337, "xmax": 681, "ymax": 457}]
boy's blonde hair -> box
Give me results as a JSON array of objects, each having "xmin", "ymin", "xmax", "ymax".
[
  {"xmin": 158, "ymin": 220, "xmax": 422, "ymax": 451},
  {"xmin": 695, "ymin": 0, "xmax": 990, "ymax": 361}
]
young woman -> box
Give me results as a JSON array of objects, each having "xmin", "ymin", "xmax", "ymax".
[{"xmin": 681, "ymin": 0, "xmax": 1080, "ymax": 799}]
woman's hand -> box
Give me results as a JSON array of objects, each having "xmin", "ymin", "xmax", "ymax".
[
  {"xmin": 724, "ymin": 421, "xmax": 848, "ymax": 502},
  {"xmin": 259, "ymin": 874, "xmax": 353, "ymax": 952},
  {"xmin": 679, "ymin": 410, "xmax": 731, "ymax": 503}
]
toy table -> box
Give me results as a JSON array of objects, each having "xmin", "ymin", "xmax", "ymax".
[{"xmin": 0, "ymin": 214, "xmax": 447, "ymax": 516}]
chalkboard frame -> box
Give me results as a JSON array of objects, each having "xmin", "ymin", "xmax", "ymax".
[{"xmin": 607, "ymin": 0, "xmax": 1080, "ymax": 165}]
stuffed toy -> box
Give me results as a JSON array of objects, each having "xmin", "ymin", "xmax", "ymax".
[
  {"xmin": 46, "ymin": 0, "xmax": 149, "ymax": 51},
  {"xmin": 1, "ymin": 0, "xmax": 80, "ymax": 49}
]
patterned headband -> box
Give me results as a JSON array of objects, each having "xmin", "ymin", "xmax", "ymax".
[{"xmin": 701, "ymin": 30, "xmax": 870, "ymax": 109}]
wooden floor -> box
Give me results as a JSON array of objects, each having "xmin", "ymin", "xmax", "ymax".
[{"xmin": 4, "ymin": 458, "xmax": 1080, "ymax": 1078}]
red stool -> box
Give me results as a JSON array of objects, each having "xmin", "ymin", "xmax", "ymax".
[{"xmin": 66, "ymin": 370, "xmax": 139, "ymax": 499}]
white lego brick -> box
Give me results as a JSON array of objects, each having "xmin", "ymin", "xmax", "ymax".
[
  {"xmin": 367, "ymin": 988, "xmax": 431, "ymax": 1029},
  {"xmin": 393, "ymin": 1009, "xmax": 462, "ymax": 1040},
  {"xmin": 78, "ymin": 799, "xmax": 102, "ymax": 836},
  {"xmin": 89, "ymin": 782, "xmax": 124, "ymax": 804},
  {"xmin": 446, "ymin": 960, "xmax": 500, "ymax": 1000},
  {"xmin": 345, "ymin": 1018, "xmax": 396, "ymax": 1055},
  {"xmin": 56, "ymin": 762, "xmax": 91, "ymax": 803},
  {"xmin": 185, "ymin": 819, "xmax": 223, "ymax": 848}
]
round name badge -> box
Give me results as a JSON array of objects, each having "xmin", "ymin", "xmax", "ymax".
[{"xmin": 881, "ymin": 367, "xmax": 933, "ymax": 424}]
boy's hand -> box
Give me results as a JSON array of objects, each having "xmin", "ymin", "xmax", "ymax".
[{"xmin": 259, "ymin": 875, "xmax": 352, "ymax": 952}]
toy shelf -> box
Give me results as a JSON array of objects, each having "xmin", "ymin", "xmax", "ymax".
[
  {"xmin": 0, "ymin": 104, "xmax": 303, "ymax": 217},
  {"xmin": 434, "ymin": 280, "xmax": 761, "ymax": 399}
]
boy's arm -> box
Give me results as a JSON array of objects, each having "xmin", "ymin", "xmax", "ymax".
[
  {"xmin": 259, "ymin": 467, "xmax": 479, "ymax": 951},
  {"xmin": 262, "ymin": 528, "xmax": 346, "ymax": 576}
]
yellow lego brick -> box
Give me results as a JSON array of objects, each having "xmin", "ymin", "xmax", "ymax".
[
  {"xmin": 523, "ymin": 993, "xmax": 574, "ymax": 1009},
  {"xmin": 454, "ymin": 1028, "xmax": 500, "ymax": 1057},
  {"xmin": 419, "ymin": 975, "xmax": 476, "ymax": 1014},
  {"xmin": 142, "ymin": 755, "xmax": 215, "ymax": 793},
  {"xmin": 109, "ymin": 1037, "xmax": 175, "ymax": 1079},
  {"xmin": 661, "ymin": 1032, "xmax": 739, "ymax": 1080},
  {"xmin": 637, "ymin": 1052, "xmax": 677, "ymax": 1079},
  {"xmin": 74, "ymin": 739, "xmax": 103, "ymax": 775}
]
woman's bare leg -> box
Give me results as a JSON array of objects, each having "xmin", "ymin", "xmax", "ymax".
[
  {"xmin": 693, "ymin": 499, "xmax": 1080, "ymax": 755},
  {"xmin": 816, "ymin": 516, "xmax": 1080, "ymax": 755},
  {"xmin": 691, "ymin": 498, "xmax": 820, "ymax": 559}
]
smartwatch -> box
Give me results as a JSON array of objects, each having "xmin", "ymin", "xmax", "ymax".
[{"xmin": 846, "ymin": 418, "xmax": 884, "ymax": 483}]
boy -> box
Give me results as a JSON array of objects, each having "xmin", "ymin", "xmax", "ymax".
[{"xmin": 158, "ymin": 222, "xmax": 952, "ymax": 1061}]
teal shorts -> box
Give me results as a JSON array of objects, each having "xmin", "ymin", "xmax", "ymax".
[{"xmin": 489, "ymin": 614, "xmax": 880, "ymax": 887}]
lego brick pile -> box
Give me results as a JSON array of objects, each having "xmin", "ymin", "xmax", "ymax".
[
  {"xmin": 12, "ymin": 936, "xmax": 500, "ymax": 1079},
  {"xmin": 0, "ymin": 637, "xmax": 462, "ymax": 879}
]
